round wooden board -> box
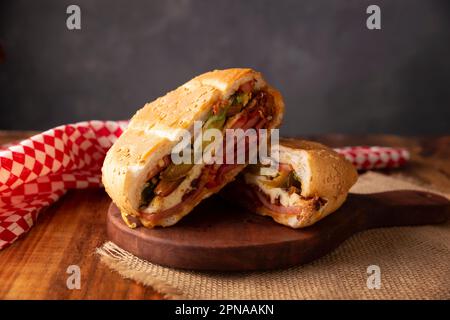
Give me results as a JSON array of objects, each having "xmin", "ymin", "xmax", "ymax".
[{"xmin": 106, "ymin": 190, "xmax": 450, "ymax": 271}]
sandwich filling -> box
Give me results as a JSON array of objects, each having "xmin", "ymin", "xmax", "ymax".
[
  {"xmin": 137, "ymin": 81, "xmax": 275, "ymax": 224},
  {"xmin": 243, "ymin": 163, "xmax": 327, "ymax": 216}
]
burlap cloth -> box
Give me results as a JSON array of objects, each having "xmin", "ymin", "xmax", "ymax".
[{"xmin": 96, "ymin": 172, "xmax": 450, "ymax": 299}]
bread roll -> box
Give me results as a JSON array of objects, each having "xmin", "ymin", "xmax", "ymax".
[
  {"xmin": 102, "ymin": 68, "xmax": 285, "ymax": 228},
  {"xmin": 222, "ymin": 139, "xmax": 358, "ymax": 228}
]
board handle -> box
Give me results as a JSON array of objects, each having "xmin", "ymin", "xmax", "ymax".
[{"xmin": 347, "ymin": 190, "xmax": 450, "ymax": 230}]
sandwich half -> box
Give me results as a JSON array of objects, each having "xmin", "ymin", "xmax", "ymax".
[
  {"xmin": 102, "ymin": 68, "xmax": 284, "ymax": 228},
  {"xmin": 222, "ymin": 139, "xmax": 358, "ymax": 228}
]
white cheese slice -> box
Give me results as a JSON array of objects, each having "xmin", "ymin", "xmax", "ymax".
[
  {"xmin": 143, "ymin": 164, "xmax": 204, "ymax": 213},
  {"xmin": 244, "ymin": 172, "xmax": 301, "ymax": 207}
]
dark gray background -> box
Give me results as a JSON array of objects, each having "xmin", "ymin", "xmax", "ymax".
[{"xmin": 1, "ymin": 0, "xmax": 449, "ymax": 135}]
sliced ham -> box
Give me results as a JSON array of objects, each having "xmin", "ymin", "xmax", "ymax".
[
  {"xmin": 254, "ymin": 187, "xmax": 304, "ymax": 215},
  {"xmin": 252, "ymin": 185, "xmax": 323, "ymax": 217}
]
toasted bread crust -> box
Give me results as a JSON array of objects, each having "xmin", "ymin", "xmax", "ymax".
[
  {"xmin": 224, "ymin": 139, "xmax": 358, "ymax": 228},
  {"xmin": 102, "ymin": 68, "xmax": 285, "ymax": 227},
  {"xmin": 279, "ymin": 138, "xmax": 357, "ymax": 204}
]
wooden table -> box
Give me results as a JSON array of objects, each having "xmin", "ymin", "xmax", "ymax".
[{"xmin": 0, "ymin": 131, "xmax": 449, "ymax": 299}]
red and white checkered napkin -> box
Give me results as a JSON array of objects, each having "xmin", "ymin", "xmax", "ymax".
[
  {"xmin": 0, "ymin": 120, "xmax": 127, "ymax": 250},
  {"xmin": 0, "ymin": 121, "xmax": 410, "ymax": 250},
  {"xmin": 335, "ymin": 146, "xmax": 410, "ymax": 171}
]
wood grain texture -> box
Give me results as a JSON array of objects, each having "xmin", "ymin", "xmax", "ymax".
[
  {"xmin": 107, "ymin": 190, "xmax": 450, "ymax": 271},
  {"xmin": 0, "ymin": 132, "xmax": 449, "ymax": 298}
]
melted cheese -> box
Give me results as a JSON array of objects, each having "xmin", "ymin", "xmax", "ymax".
[
  {"xmin": 143, "ymin": 165, "xmax": 204, "ymax": 213},
  {"xmin": 244, "ymin": 172, "xmax": 302, "ymax": 207}
]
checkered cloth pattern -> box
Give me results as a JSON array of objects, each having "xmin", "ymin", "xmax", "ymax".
[
  {"xmin": 0, "ymin": 120, "xmax": 127, "ymax": 250},
  {"xmin": 335, "ymin": 146, "xmax": 410, "ymax": 170},
  {"xmin": 0, "ymin": 120, "xmax": 409, "ymax": 250}
]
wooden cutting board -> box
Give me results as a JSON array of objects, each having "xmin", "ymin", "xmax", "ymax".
[{"xmin": 106, "ymin": 190, "xmax": 450, "ymax": 271}]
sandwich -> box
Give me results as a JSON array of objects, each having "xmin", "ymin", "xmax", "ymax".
[
  {"xmin": 102, "ymin": 68, "xmax": 285, "ymax": 228},
  {"xmin": 222, "ymin": 139, "xmax": 358, "ymax": 228}
]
